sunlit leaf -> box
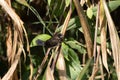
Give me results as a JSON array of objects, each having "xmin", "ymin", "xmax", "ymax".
[
  {"xmin": 65, "ymin": 0, "xmax": 70, "ymax": 7},
  {"xmin": 56, "ymin": 52, "xmax": 67, "ymax": 80},
  {"xmin": 30, "ymin": 34, "xmax": 51, "ymax": 47},
  {"xmin": 47, "ymin": 0, "xmax": 51, "ymax": 6},
  {"xmin": 62, "ymin": 43, "xmax": 69, "ymax": 60},
  {"xmin": 87, "ymin": 7, "xmax": 93, "ymax": 19},
  {"xmin": 16, "ymin": 0, "xmax": 29, "ymax": 7}
]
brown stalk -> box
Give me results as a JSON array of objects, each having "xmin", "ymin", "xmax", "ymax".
[
  {"xmin": 99, "ymin": 54, "xmax": 104, "ymax": 80},
  {"xmin": 89, "ymin": 3, "xmax": 100, "ymax": 80},
  {"xmin": 61, "ymin": 2, "xmax": 72, "ymax": 35},
  {"xmin": 89, "ymin": 46, "xmax": 101, "ymax": 80},
  {"xmin": 33, "ymin": 48, "xmax": 51, "ymax": 80},
  {"xmin": 51, "ymin": 46, "xmax": 61, "ymax": 72},
  {"xmin": 73, "ymin": 0, "xmax": 93, "ymax": 58},
  {"xmin": 93, "ymin": 2, "xmax": 100, "ymax": 63},
  {"xmin": 56, "ymin": 2, "xmax": 72, "ymax": 80}
]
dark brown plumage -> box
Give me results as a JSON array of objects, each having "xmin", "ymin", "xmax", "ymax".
[{"xmin": 36, "ymin": 33, "xmax": 63, "ymax": 48}]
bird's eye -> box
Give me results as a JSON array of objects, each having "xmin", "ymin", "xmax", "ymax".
[{"xmin": 57, "ymin": 34, "xmax": 63, "ymax": 39}]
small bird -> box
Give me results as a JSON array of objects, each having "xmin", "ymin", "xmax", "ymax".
[{"xmin": 36, "ymin": 33, "xmax": 63, "ymax": 48}]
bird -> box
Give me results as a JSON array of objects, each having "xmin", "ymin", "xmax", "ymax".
[{"xmin": 36, "ymin": 33, "xmax": 63, "ymax": 48}]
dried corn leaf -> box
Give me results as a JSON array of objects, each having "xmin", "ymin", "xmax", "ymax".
[
  {"xmin": 2, "ymin": 48, "xmax": 22, "ymax": 80},
  {"xmin": 99, "ymin": 0, "xmax": 109, "ymax": 72},
  {"xmin": 46, "ymin": 66, "xmax": 54, "ymax": 80},
  {"xmin": 6, "ymin": 26, "xmax": 12, "ymax": 63},
  {"xmin": 101, "ymin": 24, "xmax": 109, "ymax": 72},
  {"xmin": 56, "ymin": 51, "xmax": 67, "ymax": 80},
  {"xmin": 0, "ymin": 0, "xmax": 27, "ymax": 80},
  {"xmin": 103, "ymin": 0, "xmax": 120, "ymax": 79}
]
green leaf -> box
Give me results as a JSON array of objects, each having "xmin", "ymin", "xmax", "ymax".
[
  {"xmin": 47, "ymin": 0, "xmax": 51, "ymax": 6},
  {"xmin": 66, "ymin": 48, "xmax": 82, "ymax": 79},
  {"xmin": 92, "ymin": 1, "xmax": 120, "ymax": 16},
  {"xmin": 62, "ymin": 42, "xmax": 82, "ymax": 79},
  {"xmin": 78, "ymin": 27, "xmax": 83, "ymax": 33},
  {"xmin": 67, "ymin": 16, "xmax": 80, "ymax": 30},
  {"xmin": 87, "ymin": 7, "xmax": 93, "ymax": 19},
  {"xmin": 61, "ymin": 43, "xmax": 69, "ymax": 60},
  {"xmin": 66, "ymin": 40, "xmax": 86, "ymax": 54},
  {"xmin": 107, "ymin": 1, "xmax": 120, "ymax": 12},
  {"xmin": 65, "ymin": 0, "xmax": 70, "ymax": 7},
  {"xmin": 56, "ymin": 16, "xmax": 80, "ymax": 32},
  {"xmin": 52, "ymin": 0, "xmax": 65, "ymax": 17},
  {"xmin": 16, "ymin": 0, "xmax": 29, "ymax": 7},
  {"xmin": 76, "ymin": 58, "xmax": 93, "ymax": 80},
  {"xmin": 30, "ymin": 34, "xmax": 51, "ymax": 47}
]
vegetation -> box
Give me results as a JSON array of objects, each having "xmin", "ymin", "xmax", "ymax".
[{"xmin": 0, "ymin": 0, "xmax": 120, "ymax": 80}]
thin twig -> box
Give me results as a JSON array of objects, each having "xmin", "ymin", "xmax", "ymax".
[
  {"xmin": 33, "ymin": 48, "xmax": 51, "ymax": 80},
  {"xmin": 73, "ymin": 0, "xmax": 93, "ymax": 58},
  {"xmin": 89, "ymin": 3, "xmax": 100, "ymax": 80},
  {"xmin": 51, "ymin": 46, "xmax": 61, "ymax": 73},
  {"xmin": 99, "ymin": 54, "xmax": 104, "ymax": 80},
  {"xmin": 93, "ymin": 2, "xmax": 100, "ymax": 63},
  {"xmin": 61, "ymin": 0, "xmax": 72, "ymax": 35}
]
